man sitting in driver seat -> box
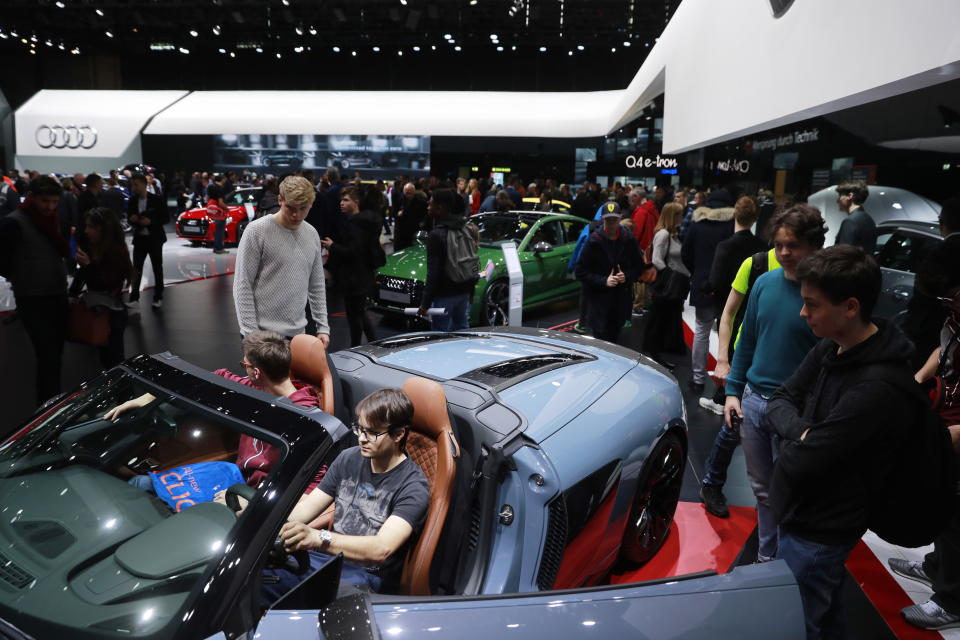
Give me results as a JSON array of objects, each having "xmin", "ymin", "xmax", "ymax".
[{"xmin": 262, "ymin": 388, "xmax": 429, "ymax": 600}]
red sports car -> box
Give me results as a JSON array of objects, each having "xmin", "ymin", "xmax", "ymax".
[{"xmin": 175, "ymin": 187, "xmax": 261, "ymax": 246}]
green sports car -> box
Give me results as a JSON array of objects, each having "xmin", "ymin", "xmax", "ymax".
[{"xmin": 374, "ymin": 211, "xmax": 589, "ymax": 325}]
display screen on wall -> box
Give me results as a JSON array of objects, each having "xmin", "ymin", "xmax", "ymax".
[{"xmin": 213, "ymin": 134, "xmax": 431, "ymax": 177}]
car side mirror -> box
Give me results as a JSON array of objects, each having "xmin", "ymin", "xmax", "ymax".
[{"xmin": 532, "ymin": 241, "xmax": 553, "ymax": 254}]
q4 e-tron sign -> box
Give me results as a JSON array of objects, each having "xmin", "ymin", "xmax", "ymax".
[
  {"xmin": 35, "ymin": 124, "xmax": 98, "ymax": 150},
  {"xmin": 769, "ymin": 0, "xmax": 796, "ymax": 18}
]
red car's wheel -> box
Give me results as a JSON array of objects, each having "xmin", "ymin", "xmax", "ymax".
[{"xmin": 619, "ymin": 431, "xmax": 685, "ymax": 566}]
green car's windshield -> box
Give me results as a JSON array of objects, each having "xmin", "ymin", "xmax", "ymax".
[
  {"xmin": 473, "ymin": 214, "xmax": 540, "ymax": 248},
  {"xmin": 0, "ymin": 370, "xmax": 280, "ymax": 640}
]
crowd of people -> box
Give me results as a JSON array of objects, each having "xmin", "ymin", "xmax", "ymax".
[{"xmin": 3, "ymin": 162, "xmax": 960, "ymax": 638}]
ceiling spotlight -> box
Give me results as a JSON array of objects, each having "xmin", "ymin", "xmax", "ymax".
[
  {"xmin": 255, "ymin": 46, "xmax": 263, "ymax": 52},
  {"xmin": 431, "ymin": 45, "xmax": 436, "ymax": 50},
  {"xmin": 454, "ymin": 45, "xmax": 461, "ymax": 51},
  {"xmin": 95, "ymin": 8, "xmax": 104, "ymax": 16},
  {"xmin": 58, "ymin": 42, "xmax": 65, "ymax": 49},
  {"xmin": 105, "ymin": 31, "xmax": 113, "ymax": 38},
  {"xmin": 212, "ymin": 25, "xmax": 221, "ymax": 35},
  {"xmin": 295, "ymin": 27, "xmax": 303, "ymax": 35},
  {"xmin": 178, "ymin": 47, "xmax": 190, "ymax": 54},
  {"xmin": 351, "ymin": 50, "xmax": 356, "ymax": 56},
  {"xmin": 412, "ymin": 45, "xmax": 420, "ymax": 51},
  {"xmin": 276, "ymin": 52, "xmax": 282, "ymax": 58},
  {"xmin": 309, "ymin": 26, "xmax": 316, "ymax": 35},
  {"xmin": 576, "ymin": 44, "xmax": 584, "ymax": 50},
  {"xmin": 229, "ymin": 51, "xmax": 235, "ymax": 58},
  {"xmin": 45, "ymin": 39, "xmax": 52, "ymax": 46},
  {"xmin": 489, "ymin": 34, "xmax": 498, "ymax": 39},
  {"xmin": 610, "ymin": 47, "xmax": 616, "ymax": 52},
  {"xmin": 70, "ymin": 47, "xmax": 80, "ymax": 54},
  {"xmin": 332, "ymin": 45, "xmax": 340, "ymax": 52},
  {"xmin": 397, "ymin": 50, "xmax": 403, "ymax": 56},
  {"xmin": 496, "ymin": 45, "xmax": 503, "ymax": 51},
  {"xmin": 511, "ymin": 45, "xmax": 516, "ymax": 50},
  {"xmin": 29, "ymin": 49, "xmax": 36, "ymax": 55},
  {"xmin": 400, "ymin": 0, "xmax": 407, "ymax": 4},
  {"xmin": 372, "ymin": 45, "xmax": 380, "ymax": 52},
  {"xmin": 55, "ymin": 1, "xmax": 64, "ymax": 7},
  {"xmin": 567, "ymin": 50, "xmax": 572, "ymax": 56},
  {"xmin": 20, "ymin": 38, "xmax": 28, "ymax": 44},
  {"xmin": 294, "ymin": 46, "xmax": 304, "ymax": 53},
  {"xmin": 470, "ymin": 0, "xmax": 477, "ymax": 4},
  {"xmin": 443, "ymin": 33, "xmax": 452, "ymax": 40},
  {"xmin": 623, "ymin": 41, "xmax": 631, "ymax": 47},
  {"xmin": 218, "ymin": 47, "xmax": 225, "ymax": 53},
  {"xmin": 189, "ymin": 30, "xmax": 198, "ymax": 37},
  {"xmin": 645, "ymin": 42, "xmax": 650, "ymax": 47},
  {"xmin": 539, "ymin": 46, "xmax": 546, "ymax": 52},
  {"xmin": 281, "ymin": 0, "xmax": 289, "ymax": 5}
]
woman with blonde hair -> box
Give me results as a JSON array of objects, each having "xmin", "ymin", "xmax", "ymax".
[{"xmin": 641, "ymin": 202, "xmax": 691, "ymax": 366}]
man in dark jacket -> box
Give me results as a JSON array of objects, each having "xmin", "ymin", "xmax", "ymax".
[
  {"xmin": 766, "ymin": 245, "xmax": 914, "ymax": 640},
  {"xmin": 126, "ymin": 173, "xmax": 169, "ymax": 311},
  {"xmin": 834, "ymin": 180, "xmax": 876, "ymax": 254},
  {"xmin": 394, "ymin": 183, "xmax": 429, "ymax": 252},
  {"xmin": 323, "ymin": 186, "xmax": 383, "ymax": 347},
  {"xmin": 417, "ymin": 188, "xmax": 477, "ymax": 331},
  {"xmin": 0, "ymin": 176, "xmax": 68, "ymax": 405},
  {"xmin": 681, "ymin": 189, "xmax": 735, "ymax": 392},
  {"xmin": 575, "ymin": 201, "xmax": 655, "ymax": 343}
]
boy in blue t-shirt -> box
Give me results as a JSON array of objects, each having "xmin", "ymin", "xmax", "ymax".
[{"xmin": 724, "ymin": 204, "xmax": 826, "ymax": 562}]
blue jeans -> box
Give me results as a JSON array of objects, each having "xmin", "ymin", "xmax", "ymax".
[
  {"xmin": 429, "ymin": 293, "xmax": 470, "ymax": 332},
  {"xmin": 778, "ymin": 530, "xmax": 856, "ymax": 640},
  {"xmin": 261, "ymin": 550, "xmax": 382, "ymax": 608},
  {"xmin": 702, "ymin": 418, "xmax": 741, "ymax": 488},
  {"xmin": 213, "ymin": 219, "xmax": 226, "ymax": 251},
  {"xmin": 129, "ymin": 474, "xmax": 154, "ymax": 492},
  {"xmin": 739, "ymin": 384, "xmax": 780, "ymax": 561}
]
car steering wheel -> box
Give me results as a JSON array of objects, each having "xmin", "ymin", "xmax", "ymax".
[
  {"xmin": 225, "ymin": 482, "xmax": 257, "ymax": 513},
  {"xmin": 268, "ymin": 536, "xmax": 312, "ymax": 576}
]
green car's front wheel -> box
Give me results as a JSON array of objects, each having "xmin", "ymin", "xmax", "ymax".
[{"xmin": 483, "ymin": 279, "xmax": 510, "ymax": 326}]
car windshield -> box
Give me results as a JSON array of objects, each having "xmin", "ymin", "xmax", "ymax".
[
  {"xmin": 225, "ymin": 189, "xmax": 262, "ymax": 206},
  {"xmin": 0, "ymin": 370, "xmax": 282, "ymax": 640},
  {"xmin": 473, "ymin": 214, "xmax": 539, "ymax": 247}
]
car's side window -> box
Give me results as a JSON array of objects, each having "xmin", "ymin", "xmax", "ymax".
[
  {"xmin": 875, "ymin": 231, "xmax": 934, "ymax": 273},
  {"xmin": 560, "ymin": 220, "xmax": 586, "ymax": 245},
  {"xmin": 529, "ymin": 221, "xmax": 562, "ymax": 248}
]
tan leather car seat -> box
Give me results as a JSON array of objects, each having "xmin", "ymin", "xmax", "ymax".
[
  {"xmin": 290, "ymin": 334, "xmax": 335, "ymax": 415},
  {"xmin": 398, "ymin": 376, "xmax": 460, "ymax": 595}
]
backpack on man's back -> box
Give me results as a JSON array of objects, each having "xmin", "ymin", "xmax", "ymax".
[{"xmin": 443, "ymin": 222, "xmax": 480, "ymax": 284}]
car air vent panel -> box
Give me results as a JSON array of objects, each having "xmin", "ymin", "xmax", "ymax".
[
  {"xmin": 372, "ymin": 334, "xmax": 464, "ymax": 349},
  {"xmin": 458, "ymin": 353, "xmax": 590, "ymax": 390},
  {"xmin": 0, "ymin": 550, "xmax": 34, "ymax": 589},
  {"xmin": 536, "ymin": 496, "xmax": 568, "ymax": 591},
  {"xmin": 12, "ymin": 520, "xmax": 76, "ymax": 559}
]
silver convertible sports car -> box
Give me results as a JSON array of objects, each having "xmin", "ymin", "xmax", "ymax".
[{"xmin": 0, "ymin": 329, "xmax": 804, "ymax": 640}]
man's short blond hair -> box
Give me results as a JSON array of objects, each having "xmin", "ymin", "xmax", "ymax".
[{"xmin": 279, "ymin": 175, "xmax": 316, "ymax": 207}]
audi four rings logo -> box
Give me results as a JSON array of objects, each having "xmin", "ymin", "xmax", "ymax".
[{"xmin": 35, "ymin": 125, "xmax": 98, "ymax": 150}]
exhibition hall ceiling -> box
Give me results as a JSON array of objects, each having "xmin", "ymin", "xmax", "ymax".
[{"xmin": 0, "ymin": 0, "xmax": 678, "ymax": 65}]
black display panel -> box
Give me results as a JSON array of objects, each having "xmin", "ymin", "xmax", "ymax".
[{"xmin": 213, "ymin": 134, "xmax": 430, "ymax": 178}]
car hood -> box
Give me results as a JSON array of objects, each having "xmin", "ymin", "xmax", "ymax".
[
  {"xmin": 179, "ymin": 205, "xmax": 244, "ymax": 219},
  {"xmin": 379, "ymin": 243, "xmax": 507, "ymax": 282}
]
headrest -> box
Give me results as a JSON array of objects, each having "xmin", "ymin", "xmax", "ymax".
[{"xmin": 401, "ymin": 377, "xmax": 453, "ymax": 439}]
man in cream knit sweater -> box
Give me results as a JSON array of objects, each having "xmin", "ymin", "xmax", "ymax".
[{"xmin": 234, "ymin": 175, "xmax": 330, "ymax": 346}]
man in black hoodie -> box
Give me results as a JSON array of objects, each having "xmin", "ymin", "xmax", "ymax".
[
  {"xmin": 575, "ymin": 201, "xmax": 655, "ymax": 343},
  {"xmin": 766, "ymin": 245, "xmax": 915, "ymax": 640}
]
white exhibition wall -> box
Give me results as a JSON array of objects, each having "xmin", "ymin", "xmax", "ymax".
[{"xmin": 13, "ymin": 0, "xmax": 960, "ymax": 170}]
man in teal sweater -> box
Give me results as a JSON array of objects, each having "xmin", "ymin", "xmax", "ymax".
[{"xmin": 724, "ymin": 204, "xmax": 827, "ymax": 562}]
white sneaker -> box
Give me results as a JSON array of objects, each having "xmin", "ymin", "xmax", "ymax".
[
  {"xmin": 151, "ymin": 300, "xmax": 163, "ymax": 310},
  {"xmin": 698, "ymin": 396, "xmax": 724, "ymax": 415},
  {"xmin": 125, "ymin": 300, "xmax": 140, "ymax": 313}
]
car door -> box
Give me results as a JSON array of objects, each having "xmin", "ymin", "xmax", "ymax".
[
  {"xmin": 873, "ymin": 227, "xmax": 940, "ymax": 323},
  {"xmin": 519, "ymin": 219, "xmax": 566, "ymax": 304},
  {"xmin": 551, "ymin": 218, "xmax": 587, "ymax": 298}
]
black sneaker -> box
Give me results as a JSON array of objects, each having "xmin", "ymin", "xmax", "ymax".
[
  {"xmin": 888, "ymin": 558, "xmax": 932, "ymax": 588},
  {"xmin": 687, "ymin": 380, "xmax": 705, "ymax": 394},
  {"xmin": 700, "ymin": 484, "xmax": 730, "ymax": 518}
]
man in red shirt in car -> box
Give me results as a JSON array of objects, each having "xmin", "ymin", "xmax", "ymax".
[{"xmin": 106, "ymin": 330, "xmax": 324, "ymax": 492}]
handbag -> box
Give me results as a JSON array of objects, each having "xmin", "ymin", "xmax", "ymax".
[
  {"xmin": 650, "ymin": 236, "xmax": 690, "ymax": 300},
  {"xmin": 67, "ymin": 298, "xmax": 110, "ymax": 346}
]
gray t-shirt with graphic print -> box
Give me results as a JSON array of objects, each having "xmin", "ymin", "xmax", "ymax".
[{"xmin": 318, "ymin": 446, "xmax": 430, "ymax": 583}]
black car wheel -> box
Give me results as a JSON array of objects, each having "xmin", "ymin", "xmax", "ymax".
[
  {"xmin": 190, "ymin": 241, "xmax": 202, "ymax": 248},
  {"xmin": 619, "ymin": 431, "xmax": 685, "ymax": 566},
  {"xmin": 483, "ymin": 279, "xmax": 509, "ymax": 326}
]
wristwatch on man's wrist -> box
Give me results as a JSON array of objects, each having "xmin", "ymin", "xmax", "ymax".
[{"xmin": 318, "ymin": 529, "xmax": 333, "ymax": 548}]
